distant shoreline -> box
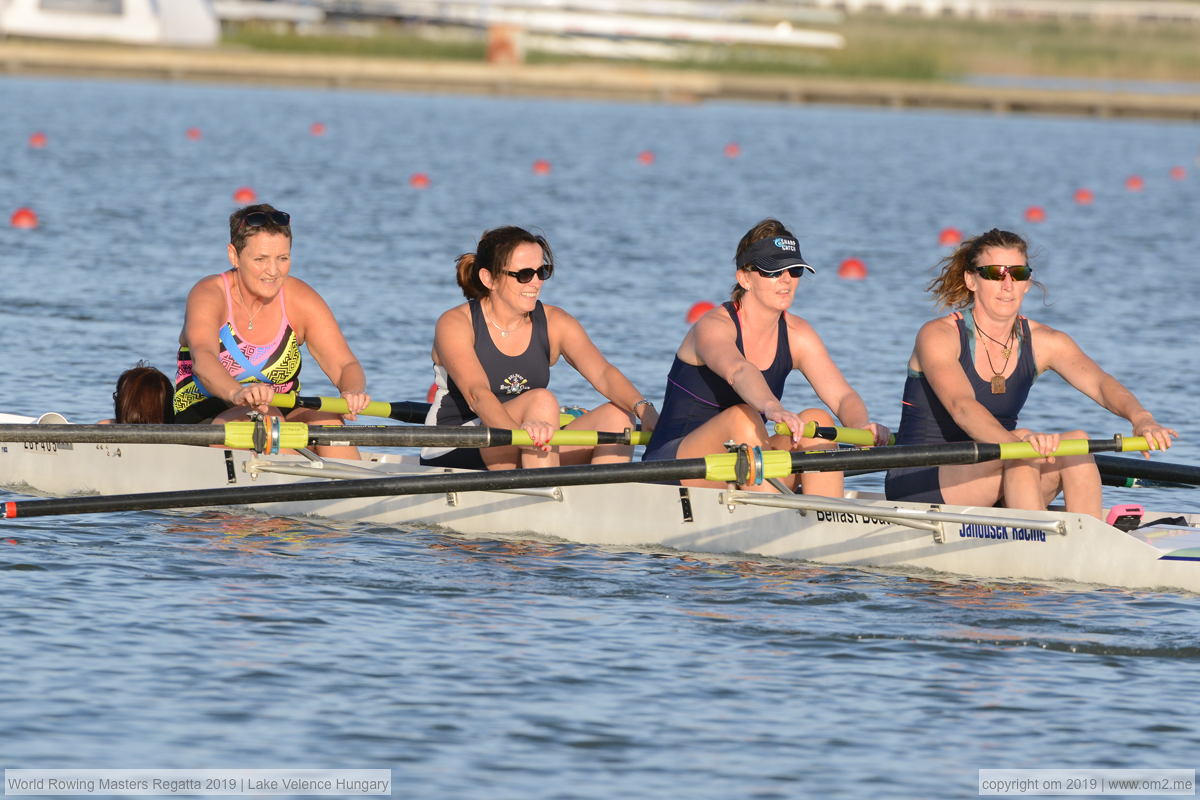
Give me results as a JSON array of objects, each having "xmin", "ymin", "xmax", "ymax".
[{"xmin": 3, "ymin": 39, "xmax": 1199, "ymax": 122}]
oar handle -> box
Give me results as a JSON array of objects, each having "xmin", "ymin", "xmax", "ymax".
[
  {"xmin": 773, "ymin": 421, "xmax": 893, "ymax": 447},
  {"xmin": 998, "ymin": 436, "xmax": 1149, "ymax": 460}
]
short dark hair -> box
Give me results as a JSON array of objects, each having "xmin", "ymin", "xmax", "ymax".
[
  {"xmin": 229, "ymin": 203, "xmax": 291, "ymax": 253},
  {"xmin": 114, "ymin": 362, "xmax": 174, "ymax": 424}
]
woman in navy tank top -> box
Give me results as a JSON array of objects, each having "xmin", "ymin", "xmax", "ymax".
[
  {"xmin": 885, "ymin": 228, "xmax": 1177, "ymax": 517},
  {"xmin": 422, "ymin": 226, "xmax": 658, "ymax": 471},
  {"xmin": 642, "ymin": 219, "xmax": 890, "ymax": 495}
]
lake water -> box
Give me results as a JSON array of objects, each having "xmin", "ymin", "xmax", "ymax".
[{"xmin": 1, "ymin": 76, "xmax": 1198, "ymax": 798}]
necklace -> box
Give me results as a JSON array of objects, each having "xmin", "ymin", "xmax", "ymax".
[
  {"xmin": 234, "ymin": 282, "xmax": 265, "ymax": 331},
  {"xmin": 977, "ymin": 323, "xmax": 1016, "ymax": 394},
  {"xmin": 482, "ymin": 302, "xmax": 526, "ymax": 338}
]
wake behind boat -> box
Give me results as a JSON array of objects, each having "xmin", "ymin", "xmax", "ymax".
[{"xmin": 1, "ymin": 412, "xmax": 1198, "ymax": 595}]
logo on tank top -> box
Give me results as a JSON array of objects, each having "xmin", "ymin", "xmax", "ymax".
[{"xmin": 499, "ymin": 374, "xmax": 529, "ymax": 395}]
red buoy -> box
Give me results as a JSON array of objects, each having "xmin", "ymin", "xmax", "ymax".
[
  {"xmin": 1074, "ymin": 188, "xmax": 1094, "ymax": 205},
  {"xmin": 1024, "ymin": 205, "xmax": 1046, "ymax": 223},
  {"xmin": 1169, "ymin": 166, "xmax": 1187, "ymax": 181},
  {"xmin": 938, "ymin": 227, "xmax": 962, "ymax": 247},
  {"xmin": 532, "ymin": 159, "xmax": 552, "ymax": 175},
  {"xmin": 723, "ymin": 142, "xmax": 741, "ymax": 158},
  {"xmin": 686, "ymin": 301, "xmax": 715, "ymax": 324},
  {"xmin": 233, "ymin": 186, "xmax": 257, "ymax": 204},
  {"xmin": 837, "ymin": 258, "xmax": 868, "ymax": 280},
  {"xmin": 310, "ymin": 122, "xmax": 327, "ymax": 137},
  {"xmin": 10, "ymin": 207, "xmax": 38, "ymax": 229},
  {"xmin": 28, "ymin": 131, "xmax": 47, "ymax": 149},
  {"xmin": 1125, "ymin": 175, "xmax": 1144, "ymax": 192},
  {"xmin": 637, "ymin": 150, "xmax": 655, "ymax": 166},
  {"xmin": 426, "ymin": 383, "xmax": 438, "ymax": 403},
  {"xmin": 185, "ymin": 127, "xmax": 202, "ymax": 140},
  {"xmin": 409, "ymin": 172, "xmax": 431, "ymax": 189}
]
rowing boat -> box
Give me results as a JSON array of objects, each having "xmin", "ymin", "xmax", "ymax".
[{"xmin": 2, "ymin": 412, "xmax": 1198, "ymax": 594}]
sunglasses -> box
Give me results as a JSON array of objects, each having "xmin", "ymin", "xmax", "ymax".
[
  {"xmin": 503, "ymin": 264, "xmax": 553, "ymax": 283},
  {"xmin": 242, "ymin": 210, "xmax": 291, "ymax": 229},
  {"xmin": 971, "ymin": 264, "xmax": 1032, "ymax": 281},
  {"xmin": 749, "ymin": 265, "xmax": 807, "ymax": 279}
]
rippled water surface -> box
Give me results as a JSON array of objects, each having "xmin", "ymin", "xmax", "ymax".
[{"xmin": 2, "ymin": 76, "xmax": 1199, "ymax": 798}]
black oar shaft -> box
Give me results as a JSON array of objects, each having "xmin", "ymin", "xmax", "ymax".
[{"xmin": 1095, "ymin": 454, "xmax": 1200, "ymax": 487}]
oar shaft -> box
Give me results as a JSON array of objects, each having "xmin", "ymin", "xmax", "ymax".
[
  {"xmin": 1095, "ymin": 453, "xmax": 1200, "ymax": 486},
  {"xmin": 272, "ymin": 394, "xmax": 581, "ymax": 428}
]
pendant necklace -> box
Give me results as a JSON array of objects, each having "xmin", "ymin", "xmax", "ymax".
[
  {"xmin": 235, "ymin": 282, "xmax": 264, "ymax": 331},
  {"xmin": 483, "ymin": 302, "xmax": 525, "ymax": 338},
  {"xmin": 978, "ymin": 324, "xmax": 1016, "ymax": 394}
]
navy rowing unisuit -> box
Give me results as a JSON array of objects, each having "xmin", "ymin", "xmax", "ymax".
[
  {"xmin": 420, "ymin": 299, "xmax": 551, "ymax": 470},
  {"xmin": 885, "ymin": 308, "xmax": 1036, "ymax": 503},
  {"xmin": 642, "ymin": 301, "xmax": 792, "ymax": 462}
]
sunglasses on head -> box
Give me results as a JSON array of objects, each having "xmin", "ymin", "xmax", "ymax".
[
  {"xmin": 970, "ymin": 264, "xmax": 1032, "ymax": 281},
  {"xmin": 241, "ymin": 210, "xmax": 291, "ymax": 229},
  {"xmin": 503, "ymin": 264, "xmax": 553, "ymax": 283},
  {"xmin": 749, "ymin": 265, "xmax": 807, "ymax": 279}
]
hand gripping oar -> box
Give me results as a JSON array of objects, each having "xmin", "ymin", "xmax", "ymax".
[
  {"xmin": 0, "ymin": 421, "xmax": 650, "ymax": 452},
  {"xmin": 772, "ymin": 421, "xmax": 895, "ymax": 447},
  {"xmin": 1, "ymin": 436, "xmax": 1150, "ymax": 519}
]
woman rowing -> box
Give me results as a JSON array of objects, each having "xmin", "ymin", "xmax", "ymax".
[
  {"xmin": 884, "ymin": 228, "xmax": 1176, "ymax": 517},
  {"xmin": 421, "ymin": 225, "xmax": 657, "ymax": 470},
  {"xmin": 641, "ymin": 219, "xmax": 890, "ymax": 494},
  {"xmin": 174, "ymin": 204, "xmax": 370, "ymax": 459}
]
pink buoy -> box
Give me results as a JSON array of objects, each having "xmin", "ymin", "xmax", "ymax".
[
  {"xmin": 637, "ymin": 150, "xmax": 655, "ymax": 166},
  {"xmin": 1125, "ymin": 175, "xmax": 1144, "ymax": 192},
  {"xmin": 723, "ymin": 142, "xmax": 741, "ymax": 158},
  {"xmin": 1074, "ymin": 188, "xmax": 1094, "ymax": 205},
  {"xmin": 686, "ymin": 301, "xmax": 715, "ymax": 324},
  {"xmin": 532, "ymin": 159, "xmax": 552, "ymax": 175},
  {"xmin": 938, "ymin": 227, "xmax": 962, "ymax": 247},
  {"xmin": 310, "ymin": 122, "xmax": 327, "ymax": 137},
  {"xmin": 1169, "ymin": 166, "xmax": 1186, "ymax": 181},
  {"xmin": 409, "ymin": 172, "xmax": 431, "ymax": 189},
  {"xmin": 10, "ymin": 207, "xmax": 38, "ymax": 229},
  {"xmin": 185, "ymin": 127, "xmax": 202, "ymax": 141},
  {"xmin": 28, "ymin": 131, "xmax": 47, "ymax": 149},
  {"xmin": 837, "ymin": 258, "xmax": 868, "ymax": 280},
  {"xmin": 233, "ymin": 186, "xmax": 257, "ymax": 204},
  {"xmin": 1024, "ymin": 206, "xmax": 1046, "ymax": 223}
]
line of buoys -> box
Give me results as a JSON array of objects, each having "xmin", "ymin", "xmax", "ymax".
[
  {"xmin": 837, "ymin": 258, "xmax": 868, "ymax": 280},
  {"xmin": 10, "ymin": 207, "xmax": 39, "ymax": 229},
  {"xmin": 233, "ymin": 186, "xmax": 257, "ymax": 204},
  {"xmin": 28, "ymin": 131, "xmax": 47, "ymax": 149},
  {"xmin": 409, "ymin": 172, "xmax": 431, "ymax": 189},
  {"xmin": 185, "ymin": 127, "xmax": 202, "ymax": 141},
  {"xmin": 686, "ymin": 301, "xmax": 715, "ymax": 324},
  {"xmin": 637, "ymin": 150, "xmax": 655, "ymax": 166},
  {"xmin": 309, "ymin": 122, "xmax": 327, "ymax": 137},
  {"xmin": 532, "ymin": 159, "xmax": 552, "ymax": 175}
]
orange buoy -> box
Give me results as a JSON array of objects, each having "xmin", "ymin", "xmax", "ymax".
[
  {"xmin": 1125, "ymin": 175, "xmax": 1144, "ymax": 192},
  {"xmin": 426, "ymin": 383, "xmax": 438, "ymax": 403},
  {"xmin": 409, "ymin": 172, "xmax": 431, "ymax": 189},
  {"xmin": 938, "ymin": 227, "xmax": 962, "ymax": 247},
  {"xmin": 837, "ymin": 258, "xmax": 868, "ymax": 280},
  {"xmin": 310, "ymin": 122, "xmax": 327, "ymax": 137},
  {"xmin": 532, "ymin": 159, "xmax": 552, "ymax": 175},
  {"xmin": 637, "ymin": 150, "xmax": 655, "ymax": 166},
  {"xmin": 686, "ymin": 301, "xmax": 715, "ymax": 324},
  {"xmin": 233, "ymin": 186, "xmax": 257, "ymax": 204},
  {"xmin": 1024, "ymin": 205, "xmax": 1046, "ymax": 223},
  {"xmin": 28, "ymin": 131, "xmax": 47, "ymax": 149},
  {"xmin": 10, "ymin": 207, "xmax": 39, "ymax": 229},
  {"xmin": 1169, "ymin": 165, "xmax": 1187, "ymax": 180},
  {"xmin": 723, "ymin": 142, "xmax": 741, "ymax": 158},
  {"xmin": 1074, "ymin": 188, "xmax": 1094, "ymax": 205},
  {"xmin": 185, "ymin": 127, "xmax": 202, "ymax": 140}
]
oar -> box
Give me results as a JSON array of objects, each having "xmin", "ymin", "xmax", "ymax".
[
  {"xmin": 269, "ymin": 394, "xmax": 582, "ymax": 428},
  {"xmin": 0, "ymin": 422, "xmax": 649, "ymax": 451},
  {"xmin": 1095, "ymin": 453, "xmax": 1200, "ymax": 488},
  {"xmin": 271, "ymin": 394, "xmax": 882, "ymax": 446},
  {"xmin": 2, "ymin": 436, "xmax": 1150, "ymax": 519}
]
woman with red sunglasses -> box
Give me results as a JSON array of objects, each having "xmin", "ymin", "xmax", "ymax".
[
  {"xmin": 421, "ymin": 225, "xmax": 657, "ymax": 471},
  {"xmin": 174, "ymin": 203, "xmax": 371, "ymax": 459},
  {"xmin": 885, "ymin": 228, "xmax": 1176, "ymax": 517},
  {"xmin": 641, "ymin": 218, "xmax": 890, "ymax": 495}
]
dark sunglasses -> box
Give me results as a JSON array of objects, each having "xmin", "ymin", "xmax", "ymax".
[
  {"xmin": 749, "ymin": 265, "xmax": 807, "ymax": 279},
  {"xmin": 242, "ymin": 210, "xmax": 291, "ymax": 229},
  {"xmin": 971, "ymin": 264, "xmax": 1032, "ymax": 281},
  {"xmin": 503, "ymin": 264, "xmax": 553, "ymax": 283}
]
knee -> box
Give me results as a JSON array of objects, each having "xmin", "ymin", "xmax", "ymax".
[
  {"xmin": 588, "ymin": 402, "xmax": 631, "ymax": 428},
  {"xmin": 522, "ymin": 388, "xmax": 560, "ymax": 415},
  {"xmin": 799, "ymin": 407, "xmax": 835, "ymax": 427}
]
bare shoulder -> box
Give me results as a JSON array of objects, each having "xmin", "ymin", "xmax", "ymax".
[
  {"xmin": 283, "ymin": 275, "xmax": 322, "ymax": 304},
  {"xmin": 436, "ymin": 302, "xmax": 472, "ymax": 329},
  {"xmin": 1025, "ymin": 317, "xmax": 1078, "ymax": 354},
  {"xmin": 783, "ymin": 311, "xmax": 818, "ymax": 339}
]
